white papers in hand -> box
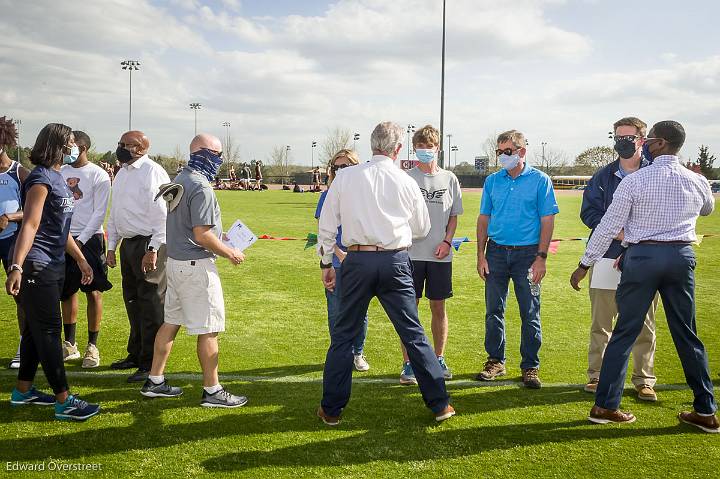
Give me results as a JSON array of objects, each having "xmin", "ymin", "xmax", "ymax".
[
  {"xmin": 223, "ymin": 219, "xmax": 257, "ymax": 251},
  {"xmin": 590, "ymin": 257, "xmax": 622, "ymax": 290}
]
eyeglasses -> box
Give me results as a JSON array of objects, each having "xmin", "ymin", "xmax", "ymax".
[
  {"xmin": 613, "ymin": 135, "xmax": 641, "ymax": 142},
  {"xmin": 331, "ymin": 164, "xmax": 350, "ymax": 172},
  {"xmin": 117, "ymin": 142, "xmax": 139, "ymax": 149},
  {"xmin": 495, "ymin": 148, "xmax": 519, "ymax": 157}
]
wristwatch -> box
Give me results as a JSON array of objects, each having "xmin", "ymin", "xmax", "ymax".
[
  {"xmin": 578, "ymin": 261, "xmax": 590, "ymax": 271},
  {"xmin": 536, "ymin": 251, "xmax": 548, "ymax": 259},
  {"xmin": 7, "ymin": 264, "xmax": 22, "ymax": 274},
  {"xmin": 320, "ymin": 260, "xmax": 332, "ymax": 269}
]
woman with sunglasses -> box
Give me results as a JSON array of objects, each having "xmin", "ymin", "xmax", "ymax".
[
  {"xmin": 314, "ymin": 149, "xmax": 370, "ymax": 372},
  {"xmin": 6, "ymin": 123, "xmax": 100, "ymax": 421}
]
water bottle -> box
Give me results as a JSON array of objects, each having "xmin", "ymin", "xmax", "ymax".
[{"xmin": 528, "ymin": 268, "xmax": 541, "ymax": 296}]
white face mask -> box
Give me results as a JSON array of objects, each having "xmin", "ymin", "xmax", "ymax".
[{"xmin": 499, "ymin": 153, "xmax": 521, "ymax": 170}]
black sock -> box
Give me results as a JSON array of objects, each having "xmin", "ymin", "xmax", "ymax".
[
  {"xmin": 88, "ymin": 330, "xmax": 99, "ymax": 346},
  {"xmin": 64, "ymin": 323, "xmax": 77, "ymax": 345}
]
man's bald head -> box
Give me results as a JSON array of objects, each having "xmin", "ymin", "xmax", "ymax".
[
  {"xmin": 190, "ymin": 133, "xmax": 222, "ymax": 154},
  {"xmin": 119, "ymin": 130, "xmax": 150, "ymax": 158}
]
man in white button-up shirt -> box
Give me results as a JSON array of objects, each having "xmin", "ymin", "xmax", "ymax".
[
  {"xmin": 106, "ymin": 130, "xmax": 170, "ymax": 383},
  {"xmin": 316, "ymin": 121, "xmax": 454, "ymax": 426}
]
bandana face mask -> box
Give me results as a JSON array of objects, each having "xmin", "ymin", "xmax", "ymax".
[{"xmin": 188, "ymin": 148, "xmax": 223, "ymax": 181}]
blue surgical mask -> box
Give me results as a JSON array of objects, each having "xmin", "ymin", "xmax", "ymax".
[
  {"xmin": 415, "ymin": 148, "xmax": 436, "ymax": 164},
  {"xmin": 499, "ymin": 153, "xmax": 521, "ymax": 170},
  {"xmin": 63, "ymin": 145, "xmax": 80, "ymax": 165},
  {"xmin": 642, "ymin": 142, "xmax": 654, "ymax": 163}
]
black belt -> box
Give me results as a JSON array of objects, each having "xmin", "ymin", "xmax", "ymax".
[
  {"xmin": 488, "ymin": 240, "xmax": 538, "ymax": 251},
  {"xmin": 124, "ymin": 235, "xmax": 151, "ymax": 242},
  {"xmin": 637, "ymin": 240, "xmax": 693, "ymax": 245}
]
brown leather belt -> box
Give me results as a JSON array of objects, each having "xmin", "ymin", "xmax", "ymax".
[
  {"xmin": 347, "ymin": 245, "xmax": 408, "ymax": 252},
  {"xmin": 637, "ymin": 240, "xmax": 693, "ymax": 245}
]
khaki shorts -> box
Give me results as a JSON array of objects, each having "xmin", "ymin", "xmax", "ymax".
[{"xmin": 164, "ymin": 257, "xmax": 225, "ymax": 335}]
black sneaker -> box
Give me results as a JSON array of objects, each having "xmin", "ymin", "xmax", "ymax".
[
  {"xmin": 141, "ymin": 379, "xmax": 183, "ymax": 398},
  {"xmin": 200, "ymin": 388, "xmax": 248, "ymax": 408},
  {"xmin": 127, "ymin": 368, "xmax": 150, "ymax": 383}
]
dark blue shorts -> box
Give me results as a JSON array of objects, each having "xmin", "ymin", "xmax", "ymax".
[
  {"xmin": 0, "ymin": 235, "xmax": 16, "ymax": 273},
  {"xmin": 61, "ymin": 233, "xmax": 113, "ymax": 300},
  {"xmin": 411, "ymin": 260, "xmax": 453, "ymax": 300}
]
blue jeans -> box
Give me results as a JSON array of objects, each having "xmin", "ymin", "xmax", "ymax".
[
  {"xmin": 596, "ymin": 244, "xmax": 716, "ymax": 414},
  {"xmin": 325, "ymin": 266, "xmax": 368, "ymax": 355},
  {"xmin": 484, "ymin": 241, "xmax": 542, "ymax": 369},
  {"xmin": 321, "ymin": 251, "xmax": 449, "ymax": 417}
]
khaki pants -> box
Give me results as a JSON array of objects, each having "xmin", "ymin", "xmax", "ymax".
[{"xmin": 588, "ymin": 280, "xmax": 658, "ymax": 387}]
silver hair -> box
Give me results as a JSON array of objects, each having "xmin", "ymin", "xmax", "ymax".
[{"xmin": 370, "ymin": 121, "xmax": 404, "ymax": 155}]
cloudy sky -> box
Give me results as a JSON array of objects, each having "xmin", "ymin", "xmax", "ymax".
[{"xmin": 1, "ymin": 0, "xmax": 719, "ymax": 166}]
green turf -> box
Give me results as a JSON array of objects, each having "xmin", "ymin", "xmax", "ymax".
[{"xmin": 1, "ymin": 190, "xmax": 719, "ymax": 478}]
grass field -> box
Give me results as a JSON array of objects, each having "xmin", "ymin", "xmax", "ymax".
[{"xmin": 1, "ymin": 189, "xmax": 719, "ymax": 478}]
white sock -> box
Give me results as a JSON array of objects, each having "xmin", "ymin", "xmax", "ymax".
[
  {"xmin": 204, "ymin": 384, "xmax": 222, "ymax": 394},
  {"xmin": 697, "ymin": 411, "xmax": 715, "ymax": 417},
  {"xmin": 148, "ymin": 375, "xmax": 164, "ymax": 385},
  {"xmin": 16, "ymin": 337, "xmax": 21, "ymax": 355}
]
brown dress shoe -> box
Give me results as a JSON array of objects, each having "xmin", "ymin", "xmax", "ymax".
[
  {"xmin": 317, "ymin": 407, "xmax": 340, "ymax": 426},
  {"xmin": 678, "ymin": 411, "xmax": 720, "ymax": 434},
  {"xmin": 588, "ymin": 405, "xmax": 636, "ymax": 424},
  {"xmin": 435, "ymin": 405, "xmax": 456, "ymax": 422},
  {"xmin": 636, "ymin": 385, "xmax": 657, "ymax": 402}
]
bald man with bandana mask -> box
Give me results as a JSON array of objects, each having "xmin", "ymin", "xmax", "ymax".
[
  {"xmin": 140, "ymin": 133, "xmax": 248, "ymax": 408},
  {"xmin": 106, "ymin": 130, "xmax": 170, "ymax": 383}
]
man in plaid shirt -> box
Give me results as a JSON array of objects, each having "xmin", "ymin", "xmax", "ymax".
[{"xmin": 570, "ymin": 120, "xmax": 717, "ymax": 433}]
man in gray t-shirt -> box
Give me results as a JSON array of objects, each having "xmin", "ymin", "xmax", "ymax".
[
  {"xmin": 399, "ymin": 125, "xmax": 463, "ymax": 385},
  {"xmin": 141, "ymin": 133, "xmax": 249, "ymax": 409}
]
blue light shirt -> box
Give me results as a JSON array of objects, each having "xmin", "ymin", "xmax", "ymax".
[
  {"xmin": 479, "ymin": 163, "xmax": 559, "ymax": 246},
  {"xmin": 315, "ymin": 190, "xmax": 344, "ymax": 269}
]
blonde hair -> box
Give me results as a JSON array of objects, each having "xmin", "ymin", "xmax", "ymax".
[
  {"xmin": 412, "ymin": 125, "xmax": 440, "ymax": 147},
  {"xmin": 496, "ymin": 130, "xmax": 526, "ymax": 149},
  {"xmin": 327, "ymin": 148, "xmax": 360, "ymax": 185},
  {"xmin": 613, "ymin": 117, "xmax": 647, "ymax": 137}
]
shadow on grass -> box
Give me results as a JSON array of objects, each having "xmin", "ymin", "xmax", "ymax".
[{"xmin": 0, "ymin": 378, "xmax": 692, "ymax": 466}]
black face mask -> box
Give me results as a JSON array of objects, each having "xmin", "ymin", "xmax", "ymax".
[
  {"xmin": 115, "ymin": 146, "xmax": 134, "ymax": 163},
  {"xmin": 614, "ymin": 138, "xmax": 637, "ymax": 159}
]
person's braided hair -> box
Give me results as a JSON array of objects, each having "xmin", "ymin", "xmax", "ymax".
[{"xmin": 0, "ymin": 116, "xmax": 18, "ymax": 149}]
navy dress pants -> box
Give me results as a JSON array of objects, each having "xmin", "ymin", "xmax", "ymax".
[
  {"xmin": 321, "ymin": 250, "xmax": 449, "ymax": 417},
  {"xmin": 595, "ymin": 244, "xmax": 716, "ymax": 414}
]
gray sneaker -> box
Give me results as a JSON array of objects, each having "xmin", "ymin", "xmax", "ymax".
[
  {"xmin": 200, "ymin": 388, "xmax": 248, "ymax": 408},
  {"xmin": 140, "ymin": 379, "xmax": 183, "ymax": 398}
]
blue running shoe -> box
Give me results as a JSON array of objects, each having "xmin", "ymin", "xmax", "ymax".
[
  {"xmin": 11, "ymin": 386, "xmax": 55, "ymax": 406},
  {"xmin": 438, "ymin": 356, "xmax": 453, "ymax": 379},
  {"xmin": 399, "ymin": 362, "xmax": 417, "ymax": 385},
  {"xmin": 55, "ymin": 395, "xmax": 100, "ymax": 421}
]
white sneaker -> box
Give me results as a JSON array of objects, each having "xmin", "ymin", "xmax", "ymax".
[
  {"xmin": 8, "ymin": 351, "xmax": 20, "ymax": 369},
  {"xmin": 353, "ymin": 354, "xmax": 370, "ymax": 372},
  {"xmin": 82, "ymin": 344, "xmax": 100, "ymax": 368},
  {"xmin": 62, "ymin": 341, "xmax": 80, "ymax": 361}
]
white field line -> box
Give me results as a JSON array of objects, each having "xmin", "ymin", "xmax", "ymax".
[{"xmin": 0, "ymin": 369, "xmax": 695, "ymax": 390}]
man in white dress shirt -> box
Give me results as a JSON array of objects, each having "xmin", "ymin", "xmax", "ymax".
[
  {"xmin": 106, "ymin": 130, "xmax": 170, "ymax": 383},
  {"xmin": 316, "ymin": 121, "xmax": 454, "ymax": 426}
]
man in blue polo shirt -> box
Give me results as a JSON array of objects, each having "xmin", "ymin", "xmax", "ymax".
[{"xmin": 476, "ymin": 130, "xmax": 559, "ymax": 388}]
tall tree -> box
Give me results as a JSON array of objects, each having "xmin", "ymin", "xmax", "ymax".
[
  {"xmin": 575, "ymin": 146, "xmax": 616, "ymax": 172},
  {"xmin": 697, "ymin": 144, "xmax": 717, "ymax": 179},
  {"xmin": 532, "ymin": 147, "xmax": 568, "ymax": 173},
  {"xmin": 320, "ymin": 127, "xmax": 352, "ymax": 166},
  {"xmin": 482, "ymin": 132, "xmax": 500, "ymax": 170}
]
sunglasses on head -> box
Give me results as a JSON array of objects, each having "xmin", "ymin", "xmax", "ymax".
[
  {"xmin": 613, "ymin": 135, "xmax": 641, "ymax": 142},
  {"xmin": 331, "ymin": 164, "xmax": 350, "ymax": 172},
  {"xmin": 495, "ymin": 147, "xmax": 519, "ymax": 157}
]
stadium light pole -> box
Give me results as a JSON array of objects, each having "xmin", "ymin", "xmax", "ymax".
[
  {"xmin": 446, "ymin": 133, "xmax": 453, "ymax": 161},
  {"xmin": 311, "ymin": 141, "xmax": 317, "ymax": 168},
  {"xmin": 121, "ymin": 60, "xmax": 140, "ymax": 130},
  {"xmin": 353, "ymin": 133, "xmax": 360, "ymax": 150},
  {"xmin": 406, "ymin": 124, "xmax": 415, "ymax": 161},
  {"xmin": 451, "ymin": 145, "xmax": 459, "ymax": 169},
  {"xmin": 285, "ymin": 145, "xmax": 291, "ymax": 177},
  {"xmin": 13, "ymin": 119, "xmax": 21, "ymax": 162},
  {"xmin": 541, "ymin": 141, "xmax": 547, "ymax": 171},
  {"xmin": 190, "ymin": 103, "xmax": 202, "ymax": 135},
  {"xmin": 438, "ymin": 0, "xmax": 447, "ymax": 168}
]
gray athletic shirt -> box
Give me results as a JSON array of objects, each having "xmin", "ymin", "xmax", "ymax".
[
  {"xmin": 407, "ymin": 167, "xmax": 463, "ymax": 262},
  {"xmin": 166, "ymin": 168, "xmax": 223, "ymax": 261}
]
